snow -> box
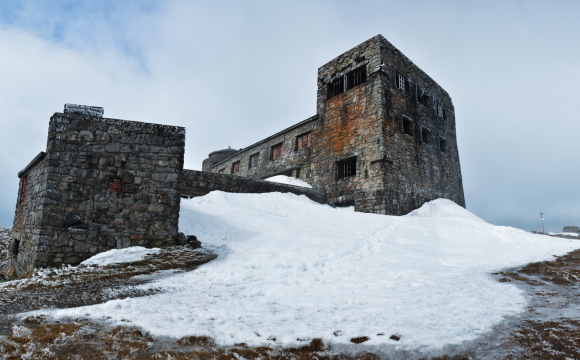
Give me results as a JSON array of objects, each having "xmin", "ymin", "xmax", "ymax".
[
  {"xmin": 46, "ymin": 192, "xmax": 580, "ymax": 351},
  {"xmin": 80, "ymin": 246, "xmax": 161, "ymax": 266},
  {"xmin": 265, "ymin": 175, "xmax": 312, "ymax": 188}
]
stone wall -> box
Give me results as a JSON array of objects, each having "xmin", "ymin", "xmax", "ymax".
[
  {"xmin": 9, "ymin": 152, "xmax": 48, "ymax": 277},
  {"xmin": 180, "ymin": 170, "xmax": 326, "ymax": 204},
  {"xmin": 203, "ymin": 35, "xmax": 465, "ymax": 215},
  {"xmin": 9, "ymin": 104, "xmax": 185, "ymax": 278}
]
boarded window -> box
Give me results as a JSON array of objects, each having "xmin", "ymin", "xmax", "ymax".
[
  {"xmin": 296, "ymin": 132, "xmax": 312, "ymax": 151},
  {"xmin": 327, "ymin": 77, "xmax": 344, "ymax": 99},
  {"xmin": 232, "ymin": 161, "xmax": 241, "ymax": 174},
  {"xmin": 421, "ymin": 126, "xmax": 431, "ymax": 144},
  {"xmin": 437, "ymin": 102, "xmax": 445, "ymax": 118},
  {"xmin": 402, "ymin": 117, "xmax": 414, "ymax": 136},
  {"xmin": 439, "ymin": 136, "xmax": 447, "ymax": 152},
  {"xmin": 107, "ymin": 178, "xmax": 122, "ymax": 193},
  {"xmin": 336, "ymin": 157, "xmax": 357, "ymax": 179},
  {"xmin": 271, "ymin": 143, "xmax": 283, "ymax": 160},
  {"xmin": 249, "ymin": 153, "xmax": 259, "ymax": 168},
  {"xmin": 346, "ymin": 66, "xmax": 367, "ymax": 90},
  {"xmin": 20, "ymin": 177, "xmax": 28, "ymax": 204}
]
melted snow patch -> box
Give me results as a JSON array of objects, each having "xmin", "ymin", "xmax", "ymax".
[
  {"xmin": 265, "ymin": 175, "xmax": 312, "ymax": 188},
  {"xmin": 81, "ymin": 247, "xmax": 161, "ymax": 266}
]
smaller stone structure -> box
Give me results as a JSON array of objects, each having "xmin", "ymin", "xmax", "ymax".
[
  {"xmin": 563, "ymin": 226, "xmax": 580, "ymax": 235},
  {"xmin": 8, "ymin": 104, "xmax": 185, "ymax": 278}
]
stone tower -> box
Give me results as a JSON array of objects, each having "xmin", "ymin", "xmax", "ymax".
[{"xmin": 202, "ymin": 35, "xmax": 465, "ymax": 214}]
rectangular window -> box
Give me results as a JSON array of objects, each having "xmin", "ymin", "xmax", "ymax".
[
  {"xmin": 231, "ymin": 161, "xmax": 240, "ymax": 174},
  {"xmin": 397, "ymin": 73, "xmax": 411, "ymax": 95},
  {"xmin": 402, "ymin": 117, "xmax": 414, "ymax": 136},
  {"xmin": 421, "ymin": 126, "xmax": 431, "ymax": 144},
  {"xmin": 439, "ymin": 136, "xmax": 447, "ymax": 152},
  {"xmin": 12, "ymin": 239, "xmax": 20, "ymax": 257},
  {"xmin": 437, "ymin": 102, "xmax": 444, "ymax": 118},
  {"xmin": 20, "ymin": 177, "xmax": 28, "ymax": 204},
  {"xmin": 218, "ymin": 168, "xmax": 225, "ymax": 174},
  {"xmin": 327, "ymin": 77, "xmax": 344, "ymax": 99},
  {"xmin": 346, "ymin": 66, "xmax": 367, "ymax": 90},
  {"xmin": 271, "ymin": 143, "xmax": 283, "ymax": 160},
  {"xmin": 417, "ymin": 87, "xmax": 430, "ymax": 107},
  {"xmin": 296, "ymin": 132, "xmax": 312, "ymax": 151},
  {"xmin": 336, "ymin": 157, "xmax": 357, "ymax": 179},
  {"xmin": 249, "ymin": 153, "xmax": 259, "ymax": 168}
]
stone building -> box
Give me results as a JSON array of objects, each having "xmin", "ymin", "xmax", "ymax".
[
  {"xmin": 202, "ymin": 35, "xmax": 465, "ymax": 214},
  {"xmin": 8, "ymin": 104, "xmax": 185, "ymax": 278}
]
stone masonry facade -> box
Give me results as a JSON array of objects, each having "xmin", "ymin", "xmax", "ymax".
[
  {"xmin": 9, "ymin": 104, "xmax": 185, "ymax": 278},
  {"xmin": 203, "ymin": 35, "xmax": 465, "ymax": 215}
]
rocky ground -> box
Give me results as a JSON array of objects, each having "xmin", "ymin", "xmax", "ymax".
[{"xmin": 0, "ymin": 231, "xmax": 579, "ymax": 359}]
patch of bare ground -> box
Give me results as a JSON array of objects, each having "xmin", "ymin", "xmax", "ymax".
[{"xmin": 0, "ymin": 243, "xmax": 217, "ymax": 337}]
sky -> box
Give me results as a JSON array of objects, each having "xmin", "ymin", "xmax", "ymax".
[{"xmin": 0, "ymin": 0, "xmax": 577, "ymax": 232}]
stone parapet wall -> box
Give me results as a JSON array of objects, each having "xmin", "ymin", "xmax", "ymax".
[{"xmin": 180, "ymin": 170, "xmax": 326, "ymax": 204}]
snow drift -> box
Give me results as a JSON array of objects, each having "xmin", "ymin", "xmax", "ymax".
[{"xmin": 48, "ymin": 192, "xmax": 580, "ymax": 351}]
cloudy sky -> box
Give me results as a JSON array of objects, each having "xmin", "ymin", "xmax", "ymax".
[{"xmin": 0, "ymin": 0, "xmax": 578, "ymax": 232}]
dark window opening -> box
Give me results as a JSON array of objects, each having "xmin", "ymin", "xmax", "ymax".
[
  {"xmin": 439, "ymin": 137, "xmax": 447, "ymax": 152},
  {"xmin": 336, "ymin": 157, "xmax": 357, "ymax": 180},
  {"xmin": 346, "ymin": 66, "xmax": 367, "ymax": 90},
  {"xmin": 417, "ymin": 87, "xmax": 430, "ymax": 107},
  {"xmin": 107, "ymin": 178, "xmax": 122, "ymax": 193},
  {"xmin": 327, "ymin": 77, "xmax": 344, "ymax": 99},
  {"xmin": 335, "ymin": 200, "xmax": 355, "ymax": 208},
  {"xmin": 397, "ymin": 73, "xmax": 412, "ymax": 96},
  {"xmin": 12, "ymin": 239, "xmax": 20, "ymax": 257},
  {"xmin": 218, "ymin": 168, "xmax": 225, "ymax": 174},
  {"xmin": 402, "ymin": 117, "xmax": 414, "ymax": 136},
  {"xmin": 20, "ymin": 177, "xmax": 28, "ymax": 204},
  {"xmin": 296, "ymin": 132, "xmax": 312, "ymax": 151},
  {"xmin": 231, "ymin": 161, "xmax": 241, "ymax": 174},
  {"xmin": 421, "ymin": 127, "xmax": 431, "ymax": 144},
  {"xmin": 249, "ymin": 153, "xmax": 259, "ymax": 168},
  {"xmin": 271, "ymin": 143, "xmax": 283, "ymax": 160}
]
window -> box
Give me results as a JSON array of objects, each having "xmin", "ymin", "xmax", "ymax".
[
  {"xmin": 231, "ymin": 161, "xmax": 240, "ymax": 174},
  {"xmin": 436, "ymin": 102, "xmax": 445, "ymax": 118},
  {"xmin": 346, "ymin": 66, "xmax": 367, "ymax": 90},
  {"xmin": 397, "ymin": 73, "xmax": 411, "ymax": 95},
  {"xmin": 12, "ymin": 239, "xmax": 20, "ymax": 257},
  {"xmin": 249, "ymin": 153, "xmax": 259, "ymax": 168},
  {"xmin": 402, "ymin": 117, "xmax": 414, "ymax": 136},
  {"xmin": 20, "ymin": 177, "xmax": 28, "ymax": 204},
  {"xmin": 336, "ymin": 157, "xmax": 357, "ymax": 179},
  {"xmin": 218, "ymin": 168, "xmax": 225, "ymax": 174},
  {"xmin": 107, "ymin": 178, "xmax": 122, "ymax": 193},
  {"xmin": 271, "ymin": 143, "xmax": 283, "ymax": 160},
  {"xmin": 421, "ymin": 126, "xmax": 431, "ymax": 144},
  {"xmin": 327, "ymin": 77, "xmax": 344, "ymax": 99},
  {"xmin": 296, "ymin": 132, "xmax": 312, "ymax": 151},
  {"xmin": 417, "ymin": 87, "xmax": 430, "ymax": 107},
  {"xmin": 439, "ymin": 136, "xmax": 447, "ymax": 153}
]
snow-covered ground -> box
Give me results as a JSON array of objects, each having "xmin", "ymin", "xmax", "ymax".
[
  {"xmin": 46, "ymin": 192, "xmax": 580, "ymax": 351},
  {"xmin": 265, "ymin": 175, "xmax": 312, "ymax": 188},
  {"xmin": 81, "ymin": 246, "xmax": 161, "ymax": 266}
]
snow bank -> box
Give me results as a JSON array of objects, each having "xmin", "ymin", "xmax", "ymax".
[
  {"xmin": 48, "ymin": 192, "xmax": 580, "ymax": 351},
  {"xmin": 265, "ymin": 175, "xmax": 312, "ymax": 188},
  {"xmin": 81, "ymin": 246, "xmax": 161, "ymax": 266}
]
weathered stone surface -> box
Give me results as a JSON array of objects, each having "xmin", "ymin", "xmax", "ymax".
[
  {"xmin": 200, "ymin": 35, "xmax": 465, "ymax": 215},
  {"xmin": 563, "ymin": 226, "xmax": 580, "ymax": 234},
  {"xmin": 9, "ymin": 104, "xmax": 185, "ymax": 278}
]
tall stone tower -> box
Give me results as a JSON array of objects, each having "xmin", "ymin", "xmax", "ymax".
[{"xmin": 203, "ymin": 35, "xmax": 465, "ymax": 214}]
